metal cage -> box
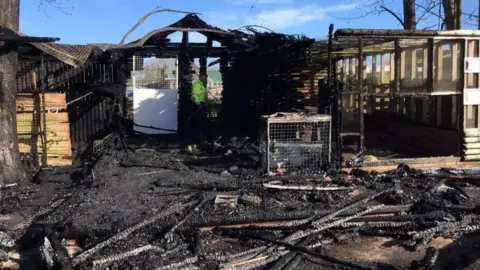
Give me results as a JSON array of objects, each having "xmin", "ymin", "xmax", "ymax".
[{"xmin": 259, "ymin": 113, "xmax": 332, "ymax": 174}]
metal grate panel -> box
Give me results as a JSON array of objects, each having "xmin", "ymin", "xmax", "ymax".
[
  {"xmin": 132, "ymin": 56, "xmax": 178, "ymax": 90},
  {"xmin": 259, "ymin": 113, "xmax": 331, "ymax": 174}
]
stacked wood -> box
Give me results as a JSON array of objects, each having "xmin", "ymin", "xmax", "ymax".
[
  {"xmin": 16, "ymin": 93, "xmax": 67, "ymax": 112},
  {"xmin": 16, "ymin": 93, "xmax": 73, "ymax": 166}
]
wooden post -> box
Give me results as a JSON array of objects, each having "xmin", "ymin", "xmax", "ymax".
[
  {"xmin": 179, "ymin": 31, "xmax": 190, "ymax": 134},
  {"xmin": 335, "ymin": 61, "xmax": 342, "ymax": 170},
  {"xmin": 452, "ymin": 42, "xmax": 459, "ymax": 128},
  {"xmin": 437, "ymin": 43, "xmax": 445, "ymax": 90},
  {"xmin": 424, "ymin": 39, "xmax": 434, "ymax": 124},
  {"xmin": 358, "ymin": 38, "xmax": 364, "ymax": 160},
  {"xmin": 400, "ymin": 49, "xmax": 406, "ymax": 92},
  {"xmin": 459, "ymin": 39, "xmax": 466, "ymax": 157},
  {"xmin": 476, "ymin": 40, "xmax": 480, "ymax": 128},
  {"xmin": 380, "ymin": 53, "xmax": 389, "ymax": 112},
  {"xmin": 372, "ymin": 54, "xmax": 380, "ymax": 111},
  {"xmin": 349, "ymin": 58, "xmax": 354, "ymax": 111},
  {"xmin": 436, "ymin": 43, "xmax": 444, "ymax": 126},
  {"xmin": 466, "ymin": 40, "xmax": 476, "ymax": 128},
  {"xmin": 390, "ymin": 42, "xmax": 403, "ymax": 116},
  {"xmin": 390, "ymin": 51, "xmax": 395, "ymax": 83},
  {"xmin": 394, "ymin": 39, "xmax": 401, "ymax": 114},
  {"xmin": 325, "ymin": 24, "xmax": 333, "ymax": 115},
  {"xmin": 40, "ymin": 54, "xmax": 47, "ymax": 166}
]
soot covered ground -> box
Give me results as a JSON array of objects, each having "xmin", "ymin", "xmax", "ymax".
[{"xmin": 1, "ymin": 135, "xmax": 480, "ymax": 270}]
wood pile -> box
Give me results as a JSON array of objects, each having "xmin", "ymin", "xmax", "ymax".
[{"xmin": 16, "ymin": 92, "xmax": 72, "ymax": 166}]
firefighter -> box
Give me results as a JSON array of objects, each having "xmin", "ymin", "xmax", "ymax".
[{"xmin": 190, "ymin": 74, "xmax": 209, "ymax": 138}]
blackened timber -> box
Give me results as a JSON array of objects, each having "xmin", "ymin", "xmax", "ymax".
[
  {"xmin": 313, "ymin": 39, "xmax": 392, "ymax": 52},
  {"xmin": 335, "ymin": 60, "xmax": 342, "ymax": 170},
  {"xmin": 427, "ymin": 39, "xmax": 434, "ymax": 93},
  {"xmin": 164, "ymin": 42, "xmax": 226, "ymax": 48},
  {"xmin": 358, "ymin": 38, "xmax": 364, "ymax": 163},
  {"xmin": 324, "ymin": 24, "xmax": 333, "ymax": 115},
  {"xmin": 459, "ymin": 39, "xmax": 466, "ymax": 158},
  {"xmin": 0, "ymin": 26, "xmax": 59, "ymax": 43},
  {"xmin": 40, "ymin": 54, "xmax": 47, "ymax": 166},
  {"xmin": 110, "ymin": 46, "xmax": 230, "ymax": 59},
  {"xmin": 427, "ymin": 39, "xmax": 434, "ymax": 124},
  {"xmin": 394, "ymin": 39, "xmax": 401, "ymax": 95},
  {"xmin": 178, "ymin": 32, "xmax": 191, "ymax": 134}
]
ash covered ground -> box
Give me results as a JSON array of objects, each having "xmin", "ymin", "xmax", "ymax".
[{"xmin": 2, "ymin": 135, "xmax": 480, "ymax": 270}]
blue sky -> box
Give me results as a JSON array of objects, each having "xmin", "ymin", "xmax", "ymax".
[{"xmin": 20, "ymin": 0, "xmax": 479, "ymax": 45}]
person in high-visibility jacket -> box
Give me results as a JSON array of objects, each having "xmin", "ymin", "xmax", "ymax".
[
  {"xmin": 190, "ymin": 74, "xmax": 209, "ymax": 137},
  {"xmin": 191, "ymin": 74, "xmax": 208, "ymax": 105}
]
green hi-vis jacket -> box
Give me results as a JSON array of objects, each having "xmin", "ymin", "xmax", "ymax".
[{"xmin": 191, "ymin": 80, "xmax": 207, "ymax": 105}]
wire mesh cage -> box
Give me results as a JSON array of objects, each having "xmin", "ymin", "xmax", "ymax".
[
  {"xmin": 132, "ymin": 56, "xmax": 178, "ymax": 90},
  {"xmin": 259, "ymin": 113, "xmax": 332, "ymax": 174},
  {"xmin": 131, "ymin": 55, "xmax": 179, "ymax": 134}
]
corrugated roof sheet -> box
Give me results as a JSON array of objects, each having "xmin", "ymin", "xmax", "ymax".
[
  {"xmin": 12, "ymin": 28, "xmax": 98, "ymax": 67},
  {"xmin": 30, "ymin": 43, "xmax": 99, "ymax": 67}
]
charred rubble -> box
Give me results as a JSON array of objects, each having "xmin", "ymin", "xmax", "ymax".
[{"xmin": 1, "ymin": 137, "xmax": 480, "ymax": 270}]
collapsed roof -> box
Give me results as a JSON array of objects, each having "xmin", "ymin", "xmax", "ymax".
[{"xmin": 14, "ymin": 14, "xmax": 314, "ymax": 67}]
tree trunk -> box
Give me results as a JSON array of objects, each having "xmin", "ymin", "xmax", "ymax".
[
  {"xmin": 403, "ymin": 0, "xmax": 417, "ymax": 30},
  {"xmin": 0, "ymin": 0, "xmax": 27, "ymax": 185},
  {"xmin": 442, "ymin": 0, "xmax": 461, "ymax": 30}
]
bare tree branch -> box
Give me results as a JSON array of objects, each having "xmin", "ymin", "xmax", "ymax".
[
  {"xmin": 415, "ymin": 1, "xmax": 439, "ymax": 24},
  {"xmin": 327, "ymin": 1, "xmax": 382, "ymax": 23},
  {"xmin": 379, "ymin": 5, "xmax": 405, "ymax": 27},
  {"xmin": 415, "ymin": 2, "xmax": 442, "ymax": 19},
  {"xmin": 120, "ymin": 7, "xmax": 201, "ymax": 44},
  {"xmin": 38, "ymin": 0, "xmax": 72, "ymax": 17},
  {"xmin": 334, "ymin": 0, "xmax": 476, "ymax": 30}
]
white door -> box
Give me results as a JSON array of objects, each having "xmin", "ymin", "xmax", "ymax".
[{"xmin": 132, "ymin": 56, "xmax": 178, "ymax": 134}]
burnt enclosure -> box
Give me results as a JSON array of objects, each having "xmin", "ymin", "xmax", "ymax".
[
  {"xmin": 16, "ymin": 43, "xmax": 125, "ymax": 168},
  {"xmin": 325, "ymin": 27, "xmax": 480, "ymax": 166},
  {"xmin": 6, "ymin": 14, "xmax": 318, "ymax": 170},
  {"xmin": 105, "ymin": 14, "xmax": 315, "ymax": 138}
]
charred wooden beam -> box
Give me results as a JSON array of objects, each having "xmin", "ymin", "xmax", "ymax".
[
  {"xmin": 0, "ymin": 26, "xmax": 59, "ymax": 43},
  {"xmin": 358, "ymin": 37, "xmax": 364, "ymax": 162},
  {"xmin": 110, "ymin": 46, "xmax": 230, "ymax": 60},
  {"xmin": 164, "ymin": 42, "xmax": 226, "ymax": 48},
  {"xmin": 71, "ymin": 200, "xmax": 198, "ymax": 266},
  {"xmin": 325, "ymin": 24, "xmax": 333, "ymax": 115}
]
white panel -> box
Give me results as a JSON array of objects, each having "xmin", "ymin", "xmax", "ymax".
[
  {"xmin": 464, "ymin": 88, "xmax": 480, "ymax": 105},
  {"xmin": 465, "ymin": 57, "xmax": 480, "ymax": 73},
  {"xmin": 132, "ymin": 56, "xmax": 178, "ymax": 134},
  {"xmin": 133, "ymin": 88, "xmax": 178, "ymax": 134}
]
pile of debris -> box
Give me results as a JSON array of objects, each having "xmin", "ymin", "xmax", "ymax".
[{"xmin": 1, "ymin": 139, "xmax": 480, "ymax": 270}]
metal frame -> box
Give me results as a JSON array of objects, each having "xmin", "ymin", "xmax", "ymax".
[{"xmin": 262, "ymin": 114, "xmax": 332, "ymax": 174}]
